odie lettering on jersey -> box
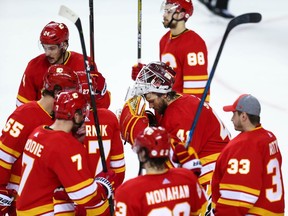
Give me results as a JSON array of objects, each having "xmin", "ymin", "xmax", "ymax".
[
  {"xmin": 269, "ymin": 140, "xmax": 279, "ymax": 156},
  {"xmin": 24, "ymin": 139, "xmax": 44, "ymax": 157},
  {"xmin": 86, "ymin": 125, "xmax": 108, "ymax": 137},
  {"xmin": 146, "ymin": 185, "xmax": 190, "ymax": 205}
]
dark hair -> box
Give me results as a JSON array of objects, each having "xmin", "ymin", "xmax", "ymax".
[
  {"xmin": 140, "ymin": 147, "xmax": 168, "ymax": 169},
  {"xmin": 41, "ymin": 84, "xmax": 63, "ymax": 98},
  {"xmin": 237, "ymin": 111, "xmax": 260, "ymax": 126}
]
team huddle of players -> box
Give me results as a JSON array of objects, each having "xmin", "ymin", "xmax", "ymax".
[{"xmin": 0, "ymin": 0, "xmax": 285, "ymax": 216}]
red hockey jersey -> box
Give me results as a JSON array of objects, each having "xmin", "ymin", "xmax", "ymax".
[
  {"xmin": 0, "ymin": 101, "xmax": 53, "ymax": 189},
  {"xmin": 160, "ymin": 30, "xmax": 210, "ymax": 102},
  {"xmin": 16, "ymin": 51, "xmax": 110, "ymax": 108},
  {"xmin": 212, "ymin": 126, "xmax": 285, "ymax": 215},
  {"xmin": 16, "ymin": 125, "xmax": 102, "ymax": 215},
  {"xmin": 115, "ymin": 168, "xmax": 207, "ymax": 216},
  {"xmin": 82, "ymin": 108, "xmax": 125, "ymax": 215},
  {"xmin": 159, "ymin": 94, "xmax": 230, "ymax": 187}
]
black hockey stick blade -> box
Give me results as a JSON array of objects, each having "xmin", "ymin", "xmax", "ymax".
[{"xmin": 185, "ymin": 12, "xmax": 262, "ymax": 149}]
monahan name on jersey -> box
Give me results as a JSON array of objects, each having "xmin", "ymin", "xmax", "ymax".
[{"xmin": 145, "ymin": 184, "xmax": 190, "ymax": 205}]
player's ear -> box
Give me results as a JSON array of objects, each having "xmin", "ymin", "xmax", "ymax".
[{"xmin": 138, "ymin": 149, "xmax": 147, "ymax": 162}]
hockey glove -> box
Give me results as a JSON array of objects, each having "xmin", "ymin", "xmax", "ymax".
[
  {"xmin": 131, "ymin": 63, "xmax": 146, "ymax": 81},
  {"xmin": 0, "ymin": 186, "xmax": 17, "ymax": 216},
  {"xmin": 96, "ymin": 169, "xmax": 116, "ymax": 191},
  {"xmin": 172, "ymin": 143, "xmax": 202, "ymax": 176},
  {"xmin": 119, "ymin": 95, "xmax": 149, "ymax": 145},
  {"xmin": 94, "ymin": 177, "xmax": 113, "ymax": 200}
]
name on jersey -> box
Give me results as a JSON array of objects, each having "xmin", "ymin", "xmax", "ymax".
[
  {"xmin": 146, "ymin": 185, "xmax": 189, "ymax": 205},
  {"xmin": 269, "ymin": 140, "xmax": 279, "ymax": 156},
  {"xmin": 86, "ymin": 125, "xmax": 108, "ymax": 137},
  {"xmin": 24, "ymin": 139, "xmax": 44, "ymax": 157}
]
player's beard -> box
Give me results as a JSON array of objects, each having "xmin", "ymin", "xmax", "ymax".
[
  {"xmin": 155, "ymin": 98, "xmax": 168, "ymax": 115},
  {"xmin": 233, "ymin": 119, "xmax": 243, "ymax": 132},
  {"xmin": 162, "ymin": 18, "xmax": 177, "ymax": 29}
]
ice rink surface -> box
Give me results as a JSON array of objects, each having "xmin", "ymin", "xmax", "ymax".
[{"xmin": 1, "ymin": 0, "xmax": 287, "ymax": 213}]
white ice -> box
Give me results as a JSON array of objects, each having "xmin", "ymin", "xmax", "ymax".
[{"xmin": 0, "ymin": 0, "xmax": 287, "ymax": 213}]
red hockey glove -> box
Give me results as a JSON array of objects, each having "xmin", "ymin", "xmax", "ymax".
[
  {"xmin": 131, "ymin": 63, "xmax": 146, "ymax": 81},
  {"xmin": 96, "ymin": 170, "xmax": 116, "ymax": 191},
  {"xmin": 119, "ymin": 95, "xmax": 149, "ymax": 145},
  {"xmin": 172, "ymin": 144, "xmax": 202, "ymax": 176},
  {"xmin": 0, "ymin": 186, "xmax": 17, "ymax": 216}
]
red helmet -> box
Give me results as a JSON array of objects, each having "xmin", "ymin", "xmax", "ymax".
[
  {"xmin": 40, "ymin": 21, "xmax": 69, "ymax": 44},
  {"xmin": 75, "ymin": 71, "xmax": 98, "ymax": 102},
  {"xmin": 164, "ymin": 0, "xmax": 193, "ymax": 19},
  {"xmin": 43, "ymin": 64, "xmax": 79, "ymax": 92},
  {"xmin": 54, "ymin": 91, "xmax": 89, "ymax": 120},
  {"xmin": 131, "ymin": 61, "xmax": 176, "ymax": 96},
  {"xmin": 134, "ymin": 126, "xmax": 170, "ymax": 158}
]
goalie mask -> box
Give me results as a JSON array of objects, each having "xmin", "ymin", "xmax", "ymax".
[
  {"xmin": 129, "ymin": 61, "xmax": 176, "ymax": 97},
  {"xmin": 54, "ymin": 91, "xmax": 89, "ymax": 120},
  {"xmin": 134, "ymin": 126, "xmax": 170, "ymax": 158}
]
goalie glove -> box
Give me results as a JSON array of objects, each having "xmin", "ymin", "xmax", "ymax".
[
  {"xmin": 172, "ymin": 143, "xmax": 202, "ymax": 176},
  {"xmin": 119, "ymin": 95, "xmax": 149, "ymax": 145}
]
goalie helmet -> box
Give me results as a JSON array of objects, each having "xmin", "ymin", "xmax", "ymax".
[
  {"xmin": 162, "ymin": 0, "xmax": 193, "ymax": 20},
  {"xmin": 134, "ymin": 126, "xmax": 170, "ymax": 158},
  {"xmin": 54, "ymin": 91, "xmax": 89, "ymax": 120},
  {"xmin": 40, "ymin": 21, "xmax": 69, "ymax": 44},
  {"xmin": 130, "ymin": 61, "xmax": 176, "ymax": 97},
  {"xmin": 43, "ymin": 64, "xmax": 79, "ymax": 92}
]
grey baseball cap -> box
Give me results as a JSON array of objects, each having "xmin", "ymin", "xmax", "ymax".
[{"xmin": 223, "ymin": 94, "xmax": 261, "ymax": 116}]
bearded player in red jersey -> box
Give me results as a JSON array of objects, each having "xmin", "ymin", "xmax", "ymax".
[
  {"xmin": 210, "ymin": 94, "xmax": 285, "ymax": 215},
  {"xmin": 72, "ymin": 71, "xmax": 125, "ymax": 216},
  {"xmin": 16, "ymin": 91, "xmax": 114, "ymax": 215},
  {"xmin": 115, "ymin": 126, "xmax": 207, "ymax": 215},
  {"xmin": 16, "ymin": 21, "xmax": 110, "ymax": 109},
  {"xmin": 0, "ymin": 64, "xmax": 80, "ymax": 216},
  {"xmin": 121, "ymin": 62, "xmax": 230, "ymax": 211},
  {"xmin": 132, "ymin": 0, "xmax": 210, "ymax": 102}
]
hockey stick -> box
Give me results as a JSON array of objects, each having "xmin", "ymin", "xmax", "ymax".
[
  {"xmin": 137, "ymin": 0, "xmax": 143, "ymax": 176},
  {"xmin": 89, "ymin": 0, "xmax": 95, "ymax": 72},
  {"xmin": 58, "ymin": 5, "xmax": 114, "ymax": 215},
  {"xmin": 185, "ymin": 12, "xmax": 262, "ymax": 148},
  {"xmin": 137, "ymin": 0, "xmax": 142, "ymax": 64}
]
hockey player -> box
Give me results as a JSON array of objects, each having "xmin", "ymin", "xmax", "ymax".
[
  {"xmin": 16, "ymin": 21, "xmax": 110, "ymax": 109},
  {"xmin": 210, "ymin": 94, "xmax": 285, "ymax": 215},
  {"xmin": 121, "ymin": 62, "xmax": 230, "ymax": 200},
  {"xmin": 73, "ymin": 71, "xmax": 125, "ymax": 215},
  {"xmin": 16, "ymin": 91, "xmax": 115, "ymax": 215},
  {"xmin": 0, "ymin": 64, "xmax": 79, "ymax": 215},
  {"xmin": 115, "ymin": 126, "xmax": 207, "ymax": 215},
  {"xmin": 131, "ymin": 0, "xmax": 210, "ymax": 102}
]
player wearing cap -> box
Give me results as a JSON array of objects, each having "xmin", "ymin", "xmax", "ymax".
[
  {"xmin": 115, "ymin": 126, "xmax": 207, "ymax": 215},
  {"xmin": 0, "ymin": 64, "xmax": 80, "ymax": 215},
  {"xmin": 16, "ymin": 91, "xmax": 115, "ymax": 215},
  {"xmin": 211, "ymin": 94, "xmax": 285, "ymax": 215},
  {"xmin": 121, "ymin": 62, "xmax": 230, "ymax": 207},
  {"xmin": 131, "ymin": 0, "xmax": 210, "ymax": 102},
  {"xmin": 16, "ymin": 21, "xmax": 110, "ymax": 109}
]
